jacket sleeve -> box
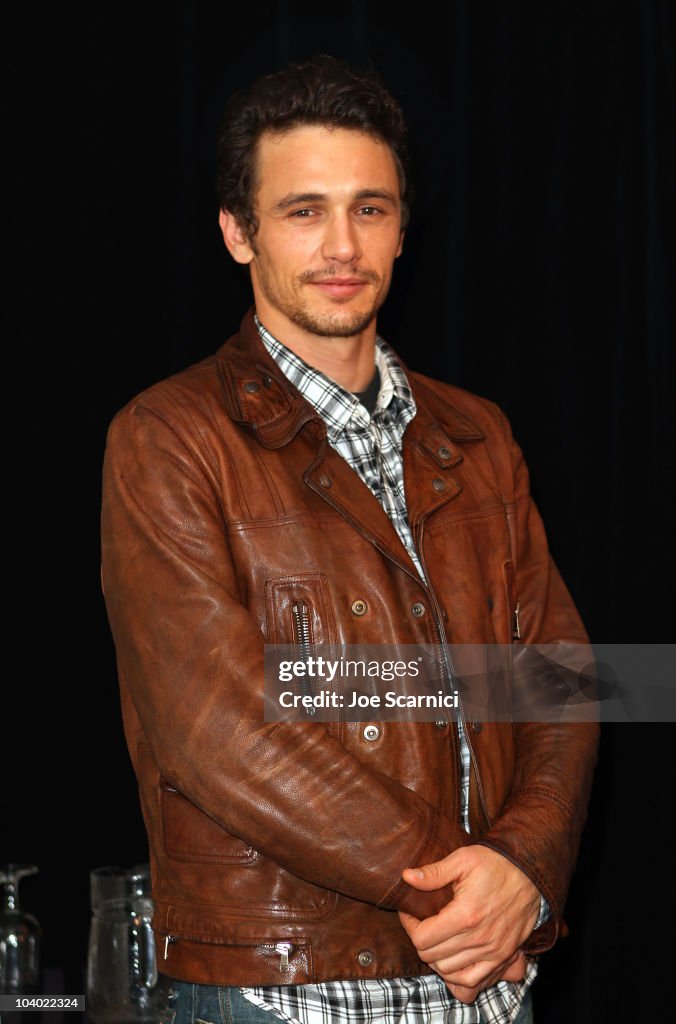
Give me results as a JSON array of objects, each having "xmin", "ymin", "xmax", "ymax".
[
  {"xmin": 476, "ymin": 406, "xmax": 599, "ymax": 954},
  {"xmin": 101, "ymin": 392, "xmax": 470, "ymax": 919}
]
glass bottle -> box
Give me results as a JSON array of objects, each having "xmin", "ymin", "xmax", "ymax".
[{"xmin": 0, "ymin": 864, "xmax": 41, "ymax": 993}]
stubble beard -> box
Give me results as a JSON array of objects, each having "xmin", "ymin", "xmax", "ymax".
[
  {"xmin": 294, "ymin": 267, "xmax": 387, "ymax": 338},
  {"xmin": 255, "ymin": 262, "xmax": 389, "ymax": 339},
  {"xmin": 285, "ymin": 305, "xmax": 378, "ymax": 339}
]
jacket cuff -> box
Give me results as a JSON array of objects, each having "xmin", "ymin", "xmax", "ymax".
[
  {"xmin": 380, "ymin": 810, "xmax": 471, "ymax": 918},
  {"xmin": 475, "ymin": 834, "xmax": 564, "ymax": 952}
]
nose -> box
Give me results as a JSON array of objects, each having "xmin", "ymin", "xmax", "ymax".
[{"xmin": 321, "ymin": 211, "xmax": 362, "ymax": 264}]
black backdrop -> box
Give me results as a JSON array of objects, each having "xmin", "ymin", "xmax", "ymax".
[{"xmin": 5, "ymin": 2, "xmax": 675, "ymax": 1022}]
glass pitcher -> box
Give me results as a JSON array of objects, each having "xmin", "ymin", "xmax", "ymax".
[{"xmin": 86, "ymin": 864, "xmax": 169, "ymax": 1024}]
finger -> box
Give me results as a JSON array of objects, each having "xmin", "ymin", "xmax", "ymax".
[
  {"xmin": 397, "ymin": 905, "xmax": 469, "ymax": 955},
  {"xmin": 433, "ymin": 957, "xmax": 509, "ymax": 991},
  {"xmin": 403, "ymin": 908, "xmax": 510, "ymax": 962},
  {"xmin": 398, "ymin": 898, "xmax": 483, "ymax": 953},
  {"xmin": 398, "ymin": 911, "xmax": 488, "ymax": 965},
  {"xmin": 401, "ymin": 855, "xmax": 458, "ymax": 892},
  {"xmin": 415, "ymin": 937, "xmax": 493, "ymax": 971},
  {"xmin": 437, "ymin": 951, "xmax": 522, "ymax": 995},
  {"xmin": 447, "ymin": 982, "xmax": 482, "ymax": 1004},
  {"xmin": 397, "ymin": 910, "xmax": 421, "ymax": 937}
]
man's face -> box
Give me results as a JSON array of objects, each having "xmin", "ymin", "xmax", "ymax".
[{"xmin": 220, "ymin": 125, "xmax": 404, "ymax": 344}]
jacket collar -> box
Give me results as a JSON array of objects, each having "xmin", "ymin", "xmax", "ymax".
[{"xmin": 217, "ymin": 308, "xmax": 486, "ymax": 452}]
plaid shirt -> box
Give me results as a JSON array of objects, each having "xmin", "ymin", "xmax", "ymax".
[{"xmin": 242, "ymin": 317, "xmax": 538, "ymax": 1024}]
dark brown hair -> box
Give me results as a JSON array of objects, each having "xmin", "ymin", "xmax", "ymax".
[{"xmin": 216, "ymin": 55, "xmax": 412, "ymax": 239}]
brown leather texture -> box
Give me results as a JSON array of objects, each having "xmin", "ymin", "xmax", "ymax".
[{"xmin": 101, "ymin": 309, "xmax": 598, "ymax": 985}]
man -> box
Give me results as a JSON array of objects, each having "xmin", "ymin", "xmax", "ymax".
[{"xmin": 101, "ymin": 56, "xmax": 598, "ymax": 1024}]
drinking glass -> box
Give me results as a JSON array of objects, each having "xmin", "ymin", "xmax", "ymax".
[{"xmin": 0, "ymin": 864, "xmax": 41, "ymax": 994}]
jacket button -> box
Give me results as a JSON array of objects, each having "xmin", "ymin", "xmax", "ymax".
[
  {"xmin": 351, "ymin": 599, "xmax": 368, "ymax": 616},
  {"xmin": 472, "ymin": 721, "xmax": 483, "ymax": 733},
  {"xmin": 363, "ymin": 725, "xmax": 380, "ymax": 742},
  {"xmin": 357, "ymin": 949, "xmax": 374, "ymax": 967},
  {"xmin": 262, "ymin": 374, "xmax": 272, "ymax": 388},
  {"xmin": 432, "ymin": 478, "xmax": 446, "ymax": 492},
  {"xmin": 411, "ymin": 602, "xmax": 426, "ymax": 617},
  {"xmin": 435, "ymin": 719, "xmax": 447, "ymax": 730},
  {"xmin": 243, "ymin": 381, "xmax": 260, "ymax": 393},
  {"xmin": 438, "ymin": 446, "xmax": 451, "ymax": 459},
  {"xmin": 319, "ymin": 474, "xmax": 332, "ymax": 488}
]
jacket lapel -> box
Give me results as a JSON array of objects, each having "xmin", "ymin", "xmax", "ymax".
[{"xmin": 303, "ymin": 438, "xmax": 422, "ymax": 582}]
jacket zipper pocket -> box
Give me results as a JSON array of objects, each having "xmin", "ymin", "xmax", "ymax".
[
  {"xmin": 503, "ymin": 561, "xmax": 521, "ymax": 642},
  {"xmin": 162, "ymin": 934, "xmax": 295, "ymax": 974},
  {"xmin": 292, "ymin": 601, "xmax": 311, "ymax": 658},
  {"xmin": 512, "ymin": 601, "xmax": 521, "ymax": 640},
  {"xmin": 260, "ymin": 941, "xmax": 294, "ymax": 973},
  {"xmin": 292, "ymin": 601, "xmax": 316, "ymax": 716}
]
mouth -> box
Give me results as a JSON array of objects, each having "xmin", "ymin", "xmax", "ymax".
[{"xmin": 305, "ymin": 276, "xmax": 374, "ymax": 301}]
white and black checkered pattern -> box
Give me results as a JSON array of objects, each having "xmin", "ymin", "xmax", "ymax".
[
  {"xmin": 244, "ymin": 972, "xmax": 534, "ymax": 1023},
  {"xmin": 243, "ymin": 317, "xmax": 538, "ymax": 1023},
  {"xmin": 256, "ymin": 317, "xmax": 420, "ymax": 567}
]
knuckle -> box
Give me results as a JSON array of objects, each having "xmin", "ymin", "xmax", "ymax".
[
  {"xmin": 461, "ymin": 965, "xmax": 486, "ymax": 988},
  {"xmin": 450, "ymin": 985, "xmax": 478, "ymax": 1005},
  {"xmin": 459, "ymin": 909, "xmax": 483, "ymax": 932},
  {"xmin": 416, "ymin": 947, "xmax": 435, "ymax": 964}
]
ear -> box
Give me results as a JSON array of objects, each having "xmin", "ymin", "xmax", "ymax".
[
  {"xmin": 219, "ymin": 209, "xmax": 255, "ymax": 264},
  {"xmin": 395, "ymin": 228, "xmax": 405, "ymax": 259}
]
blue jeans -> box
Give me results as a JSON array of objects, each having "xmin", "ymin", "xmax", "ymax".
[{"xmin": 166, "ymin": 979, "xmax": 534, "ymax": 1024}]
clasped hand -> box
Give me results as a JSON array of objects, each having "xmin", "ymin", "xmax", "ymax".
[{"xmin": 398, "ymin": 846, "xmax": 541, "ymax": 1004}]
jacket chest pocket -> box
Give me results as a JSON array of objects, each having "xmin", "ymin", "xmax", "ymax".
[
  {"xmin": 264, "ymin": 573, "xmax": 342, "ymax": 735},
  {"xmin": 264, "ymin": 573, "xmax": 338, "ymax": 647}
]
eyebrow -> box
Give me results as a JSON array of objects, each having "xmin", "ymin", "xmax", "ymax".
[
  {"xmin": 354, "ymin": 189, "xmax": 399, "ymax": 204},
  {"xmin": 272, "ymin": 189, "xmax": 399, "ymax": 212}
]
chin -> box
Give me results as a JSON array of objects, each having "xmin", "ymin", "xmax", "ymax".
[{"xmin": 292, "ymin": 307, "xmax": 377, "ymax": 339}]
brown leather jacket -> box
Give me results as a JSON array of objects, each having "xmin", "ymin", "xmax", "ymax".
[{"xmin": 101, "ymin": 309, "xmax": 598, "ymax": 986}]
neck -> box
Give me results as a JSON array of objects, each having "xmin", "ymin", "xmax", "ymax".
[
  {"xmin": 255, "ymin": 308, "xmax": 377, "ymax": 392},
  {"xmin": 285, "ymin": 334, "xmax": 376, "ymax": 392}
]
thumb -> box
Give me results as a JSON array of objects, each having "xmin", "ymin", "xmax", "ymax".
[{"xmin": 402, "ymin": 855, "xmax": 457, "ymax": 891}]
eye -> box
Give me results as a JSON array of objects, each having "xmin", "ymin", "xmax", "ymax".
[
  {"xmin": 290, "ymin": 208, "xmax": 315, "ymax": 218},
  {"xmin": 357, "ymin": 206, "xmax": 381, "ymax": 216}
]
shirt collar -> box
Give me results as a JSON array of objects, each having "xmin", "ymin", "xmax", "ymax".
[{"xmin": 254, "ymin": 315, "xmax": 416, "ymax": 442}]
